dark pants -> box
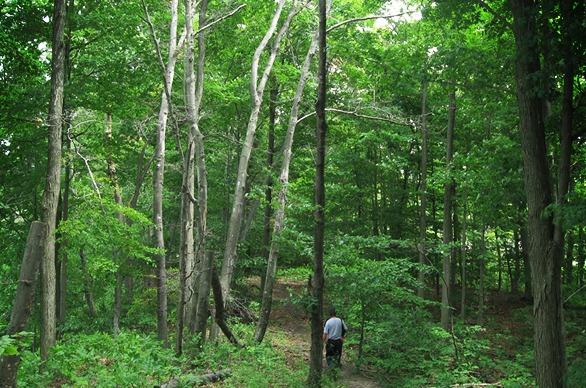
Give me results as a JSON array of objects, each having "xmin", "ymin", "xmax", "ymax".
[{"xmin": 325, "ymin": 338, "xmax": 343, "ymax": 368}]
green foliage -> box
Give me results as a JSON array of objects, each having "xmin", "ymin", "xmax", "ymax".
[
  {"xmin": 0, "ymin": 331, "xmax": 33, "ymax": 356},
  {"xmin": 18, "ymin": 332, "xmax": 181, "ymax": 387}
]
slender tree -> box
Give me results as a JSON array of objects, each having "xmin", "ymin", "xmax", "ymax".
[
  {"xmin": 417, "ymin": 76, "xmax": 429, "ymax": 298},
  {"xmin": 40, "ymin": 0, "xmax": 67, "ymax": 361},
  {"xmin": 219, "ymin": 0, "xmax": 293, "ymax": 301},
  {"xmin": 150, "ymin": 0, "xmax": 181, "ymax": 346},
  {"xmin": 308, "ymin": 0, "xmax": 327, "ymax": 385},
  {"xmin": 441, "ymin": 87, "xmax": 456, "ymax": 331}
]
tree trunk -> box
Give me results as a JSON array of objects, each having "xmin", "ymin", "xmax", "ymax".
[
  {"xmin": 152, "ymin": 0, "xmax": 180, "ymax": 346},
  {"xmin": 556, "ymin": 0, "xmax": 575, "ymax": 287},
  {"xmin": 441, "ymin": 87, "xmax": 456, "ymax": 331},
  {"xmin": 57, "ymin": 134, "xmax": 71, "ymax": 326},
  {"xmin": 479, "ymin": 226, "xmax": 486, "ymax": 324},
  {"xmin": 79, "ymin": 249, "xmax": 97, "ymax": 318},
  {"xmin": 520, "ymin": 222, "xmax": 532, "ymax": 298},
  {"xmin": 509, "ymin": 1, "xmax": 566, "ymax": 385},
  {"xmin": 460, "ymin": 196, "xmax": 467, "ymax": 319},
  {"xmin": 308, "ymin": 0, "xmax": 326, "ymax": 385},
  {"xmin": 40, "ymin": 0, "xmax": 66, "ymax": 361},
  {"xmin": 220, "ymin": 0, "xmax": 293, "ymax": 302},
  {"xmin": 185, "ymin": 0, "xmax": 212, "ymax": 346},
  {"xmin": 495, "ymin": 230, "xmax": 503, "ymax": 292},
  {"xmin": 513, "ymin": 229, "xmax": 521, "ymax": 293},
  {"xmin": 105, "ymin": 113, "xmax": 125, "ymax": 335},
  {"xmin": 254, "ymin": 7, "xmax": 327, "ymax": 343},
  {"xmin": 577, "ymin": 228, "xmax": 584, "ymax": 287},
  {"xmin": 0, "ymin": 222, "xmax": 47, "ymax": 387},
  {"xmin": 261, "ymin": 79, "xmax": 278, "ymax": 289},
  {"xmin": 417, "ymin": 77, "xmax": 429, "ymax": 298},
  {"xmin": 564, "ymin": 231, "xmax": 574, "ymax": 285}
]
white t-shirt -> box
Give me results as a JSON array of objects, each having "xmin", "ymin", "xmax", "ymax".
[{"xmin": 323, "ymin": 317, "xmax": 347, "ymax": 340}]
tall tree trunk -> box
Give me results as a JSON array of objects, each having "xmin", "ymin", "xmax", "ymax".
[
  {"xmin": 186, "ymin": 0, "xmax": 211, "ymax": 346},
  {"xmin": 151, "ymin": 0, "xmax": 180, "ymax": 346},
  {"xmin": 105, "ymin": 113, "xmax": 125, "ymax": 335},
  {"xmin": 509, "ymin": 1, "xmax": 566, "ymax": 385},
  {"xmin": 417, "ymin": 78, "xmax": 429, "ymax": 298},
  {"xmin": 308, "ymin": 0, "xmax": 326, "ymax": 385},
  {"xmin": 520, "ymin": 222, "xmax": 532, "ymax": 298},
  {"xmin": 57, "ymin": 133, "xmax": 71, "ymax": 326},
  {"xmin": 495, "ymin": 230, "xmax": 503, "ymax": 292},
  {"xmin": 479, "ymin": 226, "xmax": 486, "ymax": 324},
  {"xmin": 451, "ymin": 198, "xmax": 459, "ymax": 294},
  {"xmin": 261, "ymin": 79, "xmax": 278, "ymax": 291},
  {"xmin": 564, "ymin": 231, "xmax": 574, "ymax": 285},
  {"xmin": 254, "ymin": 2, "xmax": 330, "ymax": 342},
  {"xmin": 554, "ymin": 0, "xmax": 575, "ymax": 283},
  {"xmin": 79, "ymin": 249, "xmax": 97, "ymax": 318},
  {"xmin": 0, "ymin": 222, "xmax": 46, "ymax": 387},
  {"xmin": 40, "ymin": 0, "xmax": 66, "ymax": 361},
  {"xmin": 577, "ymin": 228, "xmax": 584, "ymax": 287},
  {"xmin": 220, "ymin": 0, "xmax": 293, "ymax": 302},
  {"xmin": 460, "ymin": 195, "xmax": 467, "ymax": 319},
  {"xmin": 441, "ymin": 87, "xmax": 456, "ymax": 331}
]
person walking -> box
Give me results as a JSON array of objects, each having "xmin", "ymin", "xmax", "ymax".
[{"xmin": 323, "ymin": 306, "xmax": 348, "ymax": 368}]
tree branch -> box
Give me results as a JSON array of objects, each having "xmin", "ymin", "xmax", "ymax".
[
  {"xmin": 297, "ymin": 108, "xmax": 414, "ymax": 127},
  {"xmin": 327, "ymin": 11, "xmax": 413, "ymax": 32},
  {"xmin": 196, "ymin": 4, "xmax": 246, "ymax": 34}
]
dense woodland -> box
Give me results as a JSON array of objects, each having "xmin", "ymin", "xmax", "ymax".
[{"xmin": 1, "ymin": 0, "xmax": 585, "ymax": 387}]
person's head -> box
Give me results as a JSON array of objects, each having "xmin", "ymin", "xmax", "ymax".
[{"xmin": 328, "ymin": 306, "xmax": 336, "ymax": 317}]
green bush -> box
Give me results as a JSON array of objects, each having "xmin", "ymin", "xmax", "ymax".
[{"xmin": 18, "ymin": 331, "xmax": 181, "ymax": 387}]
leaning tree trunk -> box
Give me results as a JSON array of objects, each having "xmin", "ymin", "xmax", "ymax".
[
  {"xmin": 220, "ymin": 0, "xmax": 293, "ymax": 302},
  {"xmin": 40, "ymin": 0, "xmax": 67, "ymax": 361},
  {"xmin": 441, "ymin": 87, "xmax": 456, "ymax": 331},
  {"xmin": 151, "ymin": 0, "xmax": 180, "ymax": 346},
  {"xmin": 0, "ymin": 222, "xmax": 46, "ymax": 387},
  {"xmin": 254, "ymin": 2, "xmax": 329, "ymax": 343},
  {"xmin": 185, "ymin": 0, "xmax": 211, "ymax": 347},
  {"xmin": 308, "ymin": 0, "xmax": 327, "ymax": 386},
  {"xmin": 79, "ymin": 248, "xmax": 97, "ymax": 318},
  {"xmin": 509, "ymin": 1, "xmax": 566, "ymax": 385},
  {"xmin": 417, "ymin": 76, "xmax": 429, "ymax": 299}
]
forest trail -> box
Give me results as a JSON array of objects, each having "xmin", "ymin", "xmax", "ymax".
[{"xmin": 265, "ymin": 277, "xmax": 380, "ymax": 388}]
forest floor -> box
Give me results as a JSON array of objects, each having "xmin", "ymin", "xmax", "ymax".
[{"xmin": 261, "ymin": 277, "xmax": 380, "ymax": 388}]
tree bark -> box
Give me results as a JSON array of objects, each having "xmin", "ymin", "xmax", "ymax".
[
  {"xmin": 57, "ymin": 133, "xmax": 71, "ymax": 326},
  {"xmin": 577, "ymin": 228, "xmax": 584, "ymax": 287},
  {"xmin": 564, "ymin": 231, "xmax": 574, "ymax": 285},
  {"xmin": 441, "ymin": 87, "xmax": 456, "ymax": 331},
  {"xmin": 0, "ymin": 222, "xmax": 47, "ymax": 387},
  {"xmin": 460, "ymin": 196, "xmax": 467, "ymax": 319},
  {"xmin": 479, "ymin": 226, "xmax": 486, "ymax": 324},
  {"xmin": 40, "ymin": 0, "xmax": 67, "ymax": 361},
  {"xmin": 151, "ymin": 0, "xmax": 180, "ymax": 346},
  {"xmin": 509, "ymin": 1, "xmax": 566, "ymax": 385},
  {"xmin": 520, "ymin": 222, "xmax": 532, "ymax": 298},
  {"xmin": 261, "ymin": 79, "xmax": 278, "ymax": 289},
  {"xmin": 554, "ymin": 0, "xmax": 575, "ymax": 284},
  {"xmin": 220, "ymin": 0, "xmax": 293, "ymax": 302},
  {"xmin": 79, "ymin": 249, "xmax": 97, "ymax": 318},
  {"xmin": 186, "ymin": 0, "xmax": 212, "ymax": 346},
  {"xmin": 210, "ymin": 268, "xmax": 241, "ymax": 346},
  {"xmin": 254, "ymin": 3, "xmax": 330, "ymax": 342},
  {"xmin": 417, "ymin": 77, "xmax": 429, "ymax": 298},
  {"xmin": 105, "ymin": 113, "xmax": 125, "ymax": 335},
  {"xmin": 308, "ymin": 0, "xmax": 327, "ymax": 385}
]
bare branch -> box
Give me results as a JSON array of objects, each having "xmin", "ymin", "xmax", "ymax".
[
  {"xmin": 297, "ymin": 108, "xmax": 414, "ymax": 126},
  {"xmin": 327, "ymin": 11, "xmax": 413, "ymax": 32},
  {"xmin": 196, "ymin": 4, "xmax": 246, "ymax": 34}
]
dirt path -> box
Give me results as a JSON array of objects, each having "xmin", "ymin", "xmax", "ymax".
[{"xmin": 267, "ymin": 278, "xmax": 380, "ymax": 388}]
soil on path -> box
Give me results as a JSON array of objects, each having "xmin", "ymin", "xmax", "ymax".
[{"xmin": 264, "ymin": 277, "xmax": 380, "ymax": 388}]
